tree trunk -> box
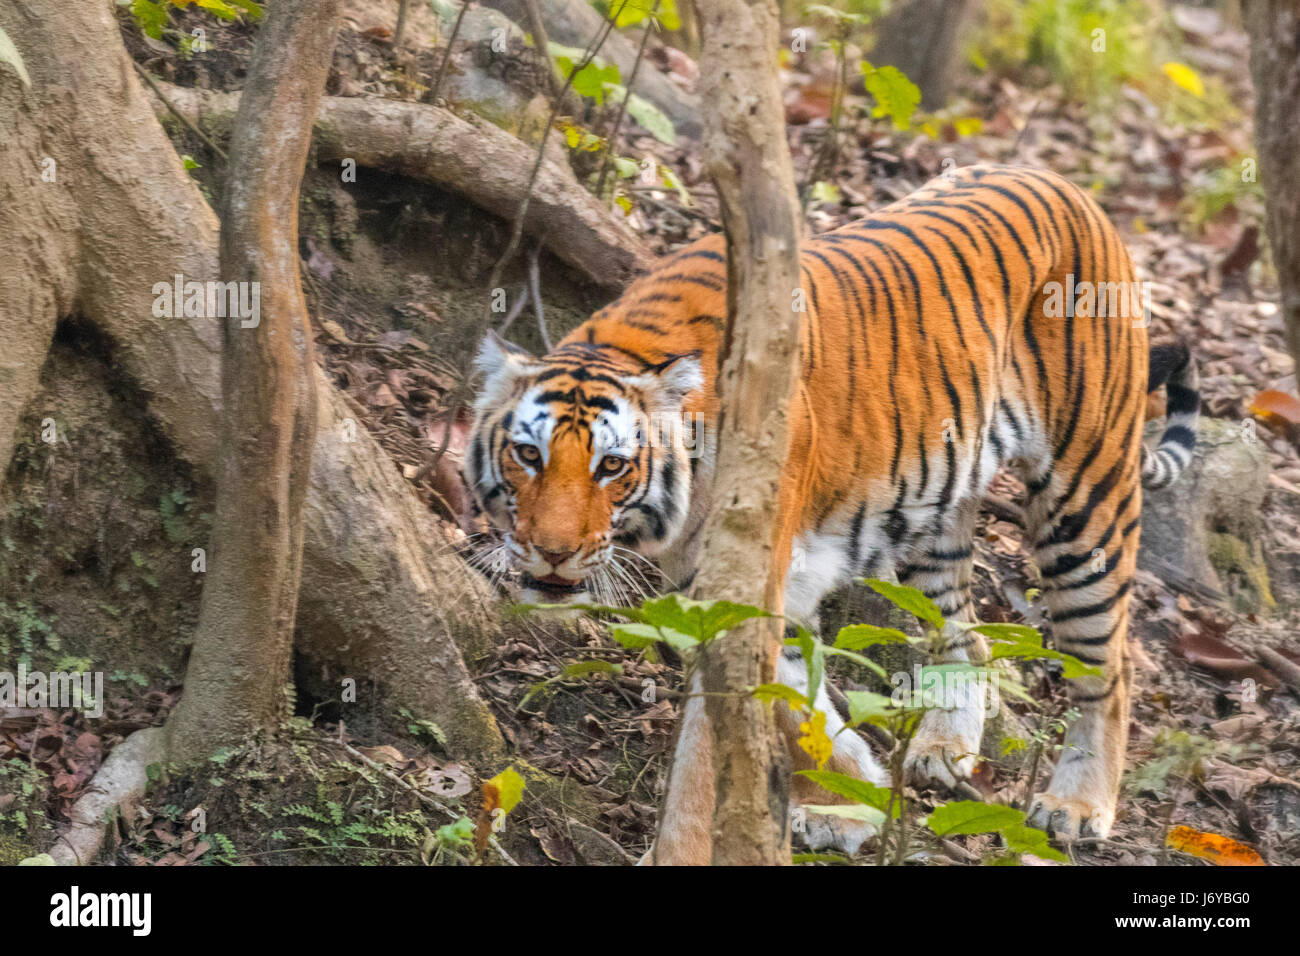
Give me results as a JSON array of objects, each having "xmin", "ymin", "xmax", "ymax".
[
  {"xmin": 163, "ymin": 0, "xmax": 340, "ymax": 763},
  {"xmin": 654, "ymin": 0, "xmax": 801, "ymax": 866},
  {"xmin": 869, "ymin": 0, "xmax": 976, "ymax": 110},
  {"xmin": 0, "ymin": 0, "xmax": 504, "ymax": 766},
  {"xmin": 1244, "ymin": 0, "xmax": 1300, "ymax": 380}
]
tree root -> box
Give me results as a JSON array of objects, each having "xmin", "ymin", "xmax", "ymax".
[
  {"xmin": 147, "ymin": 81, "xmax": 652, "ymax": 291},
  {"xmin": 43, "ymin": 729, "xmax": 165, "ymax": 866}
]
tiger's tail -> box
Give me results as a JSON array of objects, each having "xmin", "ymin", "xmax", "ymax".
[{"xmin": 1141, "ymin": 340, "xmax": 1200, "ymax": 490}]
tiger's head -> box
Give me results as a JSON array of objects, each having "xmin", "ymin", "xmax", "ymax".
[{"xmin": 464, "ymin": 332, "xmax": 704, "ymax": 604}]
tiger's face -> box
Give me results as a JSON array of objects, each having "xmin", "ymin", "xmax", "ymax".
[{"xmin": 464, "ymin": 332, "xmax": 703, "ymax": 603}]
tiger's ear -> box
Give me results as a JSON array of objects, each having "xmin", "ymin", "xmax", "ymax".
[
  {"xmin": 633, "ymin": 352, "xmax": 703, "ymax": 409},
  {"xmin": 473, "ymin": 331, "xmax": 537, "ymax": 408}
]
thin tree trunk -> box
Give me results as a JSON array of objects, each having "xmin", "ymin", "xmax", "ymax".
[
  {"xmin": 1244, "ymin": 0, "xmax": 1300, "ymax": 380},
  {"xmin": 165, "ymin": 0, "xmax": 342, "ymax": 763},
  {"xmin": 655, "ymin": 0, "xmax": 802, "ymax": 866},
  {"xmin": 0, "ymin": 0, "xmax": 505, "ymax": 767}
]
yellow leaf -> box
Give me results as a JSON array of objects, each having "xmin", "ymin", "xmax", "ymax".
[
  {"xmin": 1162, "ymin": 62, "xmax": 1205, "ymax": 98},
  {"xmin": 1166, "ymin": 825, "xmax": 1264, "ymax": 866},
  {"xmin": 483, "ymin": 766, "xmax": 526, "ymax": 816},
  {"xmin": 798, "ymin": 710, "xmax": 833, "ymax": 770}
]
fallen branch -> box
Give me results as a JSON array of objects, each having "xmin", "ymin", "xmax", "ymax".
[
  {"xmin": 1259, "ymin": 646, "xmax": 1300, "ymax": 695},
  {"xmin": 46, "ymin": 729, "xmax": 165, "ymax": 865},
  {"xmin": 150, "ymin": 81, "xmax": 652, "ymax": 290}
]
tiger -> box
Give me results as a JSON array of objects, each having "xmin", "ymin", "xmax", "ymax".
[{"xmin": 464, "ymin": 163, "xmax": 1199, "ymax": 853}]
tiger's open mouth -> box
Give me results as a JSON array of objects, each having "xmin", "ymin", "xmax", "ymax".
[{"xmin": 520, "ymin": 573, "xmax": 587, "ymax": 600}]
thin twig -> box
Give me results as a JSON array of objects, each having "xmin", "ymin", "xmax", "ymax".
[
  {"xmin": 393, "ymin": 0, "xmax": 410, "ymax": 50},
  {"xmin": 482, "ymin": 1, "xmax": 625, "ymax": 312},
  {"xmin": 1009, "ymin": 97, "xmax": 1041, "ymax": 157},
  {"xmin": 595, "ymin": 3, "xmax": 659, "ymax": 198},
  {"xmin": 430, "ymin": 0, "xmax": 472, "ymax": 104},
  {"xmin": 497, "ymin": 282, "xmax": 531, "ymax": 335},
  {"xmin": 528, "ymin": 243, "xmax": 551, "ymax": 352},
  {"xmin": 520, "ymin": 0, "xmax": 565, "ymax": 101},
  {"xmin": 132, "ymin": 60, "xmax": 228, "ymax": 160}
]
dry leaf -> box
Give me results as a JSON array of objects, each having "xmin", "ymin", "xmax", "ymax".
[
  {"xmin": 1166, "ymin": 825, "xmax": 1265, "ymax": 866},
  {"xmin": 1249, "ymin": 389, "xmax": 1300, "ymax": 427}
]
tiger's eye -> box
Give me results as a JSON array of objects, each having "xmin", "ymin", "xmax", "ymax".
[
  {"xmin": 599, "ymin": 455, "xmax": 626, "ymax": 477},
  {"xmin": 516, "ymin": 443, "xmax": 541, "ymax": 465}
]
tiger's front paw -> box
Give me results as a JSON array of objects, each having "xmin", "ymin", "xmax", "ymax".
[
  {"xmin": 903, "ymin": 707, "xmax": 982, "ymax": 790},
  {"xmin": 1026, "ymin": 791, "xmax": 1114, "ymax": 842}
]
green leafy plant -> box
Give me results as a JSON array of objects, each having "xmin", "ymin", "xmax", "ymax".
[
  {"xmin": 530, "ymin": 574, "xmax": 1099, "ymax": 864},
  {"xmin": 123, "ymin": 0, "xmax": 263, "ymax": 43},
  {"xmin": 0, "ymin": 600, "xmax": 61, "ymax": 666}
]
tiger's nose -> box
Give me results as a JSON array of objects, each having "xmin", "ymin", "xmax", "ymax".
[{"xmin": 537, "ymin": 547, "xmax": 577, "ymax": 567}]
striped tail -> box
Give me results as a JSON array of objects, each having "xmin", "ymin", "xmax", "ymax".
[{"xmin": 1141, "ymin": 341, "xmax": 1200, "ymax": 490}]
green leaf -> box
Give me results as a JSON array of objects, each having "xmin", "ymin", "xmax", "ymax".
[
  {"xmin": 608, "ymin": 621, "xmax": 697, "ymax": 652},
  {"xmin": 803, "ymin": 4, "xmax": 869, "ymax": 25},
  {"xmin": 786, "ymin": 624, "xmax": 825, "ymax": 701},
  {"xmin": 0, "ymin": 25, "xmax": 31, "ymax": 87},
  {"xmin": 801, "ymin": 803, "xmax": 886, "ymax": 827},
  {"xmin": 751, "ymin": 683, "xmax": 809, "ymax": 707},
  {"xmin": 638, "ymin": 594, "xmax": 769, "ymax": 644},
  {"xmin": 191, "ymin": 0, "xmax": 241, "ymax": 21},
  {"xmin": 843, "ymin": 689, "xmax": 906, "ymax": 727},
  {"xmin": 792, "ymin": 851, "xmax": 851, "ymax": 865},
  {"xmin": 560, "ymin": 660, "xmax": 623, "ymax": 679},
  {"xmin": 659, "ymin": 165, "xmax": 691, "ymax": 206},
  {"xmin": 614, "ymin": 0, "xmax": 680, "ymax": 30},
  {"xmin": 1001, "ymin": 823, "xmax": 1069, "ymax": 863},
  {"xmin": 860, "ymin": 61, "xmax": 921, "ymax": 131},
  {"xmin": 810, "ymin": 180, "xmax": 841, "ymax": 204},
  {"xmin": 833, "ymin": 623, "xmax": 911, "ymax": 650},
  {"xmin": 798, "ymin": 770, "xmax": 898, "ymax": 816},
  {"xmin": 18, "ymin": 854, "xmax": 55, "ymax": 866},
  {"xmin": 131, "ymin": 0, "xmax": 169, "ymax": 40},
  {"xmin": 549, "ymin": 43, "xmax": 621, "ymax": 103},
  {"xmin": 821, "ymin": 645, "xmax": 889, "ymax": 680},
  {"xmin": 981, "ymin": 627, "xmax": 1102, "ymax": 679},
  {"xmin": 620, "ymin": 88, "xmax": 677, "ymax": 145},
  {"xmin": 613, "ymin": 156, "xmax": 641, "ymax": 179},
  {"xmin": 923, "ymin": 801, "xmax": 1023, "ymax": 837},
  {"xmin": 967, "ymin": 622, "xmax": 1041, "ymax": 642},
  {"xmin": 860, "ymin": 578, "xmax": 944, "ymax": 629}
]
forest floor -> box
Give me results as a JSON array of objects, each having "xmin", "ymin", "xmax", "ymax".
[{"xmin": 2, "ymin": 3, "xmax": 1297, "ymax": 866}]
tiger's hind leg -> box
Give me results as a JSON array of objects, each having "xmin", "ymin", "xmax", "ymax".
[
  {"xmin": 899, "ymin": 500, "xmax": 989, "ymax": 789},
  {"xmin": 1023, "ymin": 463, "xmax": 1141, "ymax": 841}
]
